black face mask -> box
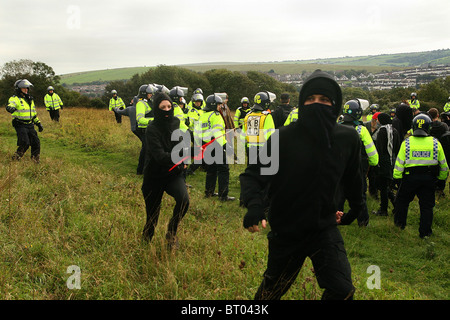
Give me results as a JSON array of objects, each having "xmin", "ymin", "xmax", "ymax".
[
  {"xmin": 153, "ymin": 102, "xmax": 174, "ymax": 128},
  {"xmin": 297, "ymin": 103, "xmax": 337, "ymax": 148}
]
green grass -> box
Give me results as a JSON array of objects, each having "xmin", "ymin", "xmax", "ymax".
[
  {"xmin": 0, "ymin": 108, "xmax": 449, "ymax": 300},
  {"xmin": 60, "ymin": 67, "xmax": 151, "ymax": 85}
]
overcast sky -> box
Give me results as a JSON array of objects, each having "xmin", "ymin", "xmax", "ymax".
[{"xmin": 1, "ymin": 0, "xmax": 449, "ymax": 75}]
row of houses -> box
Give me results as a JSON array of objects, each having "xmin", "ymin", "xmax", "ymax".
[{"xmin": 271, "ymin": 65, "xmax": 450, "ymax": 90}]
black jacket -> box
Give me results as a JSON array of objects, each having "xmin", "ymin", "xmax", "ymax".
[
  {"xmin": 143, "ymin": 117, "xmax": 186, "ymax": 180},
  {"xmin": 240, "ymin": 120, "xmax": 364, "ymax": 243},
  {"xmin": 373, "ymin": 125, "xmax": 401, "ymax": 179},
  {"xmin": 271, "ymin": 104, "xmax": 294, "ymax": 128}
]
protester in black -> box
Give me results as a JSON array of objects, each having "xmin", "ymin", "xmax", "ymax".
[
  {"xmin": 271, "ymin": 93, "xmax": 294, "ymax": 128},
  {"xmin": 240, "ymin": 70, "xmax": 364, "ymax": 300},
  {"xmin": 392, "ymin": 103, "xmax": 413, "ymax": 141},
  {"xmin": 372, "ymin": 113, "xmax": 401, "ymax": 215},
  {"xmin": 141, "ymin": 93, "xmax": 190, "ymax": 249}
]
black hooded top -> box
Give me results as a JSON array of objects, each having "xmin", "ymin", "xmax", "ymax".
[
  {"xmin": 392, "ymin": 103, "xmax": 413, "ymax": 140},
  {"xmin": 240, "ymin": 70, "xmax": 364, "ymax": 244},
  {"xmin": 143, "ymin": 93, "xmax": 187, "ymax": 180}
]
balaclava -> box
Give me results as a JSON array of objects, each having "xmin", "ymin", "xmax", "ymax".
[
  {"xmin": 152, "ymin": 92, "xmax": 174, "ymax": 128},
  {"xmin": 297, "ymin": 69, "xmax": 342, "ymax": 148}
]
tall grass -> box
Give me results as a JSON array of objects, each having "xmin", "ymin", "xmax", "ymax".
[{"xmin": 0, "ymin": 107, "xmax": 448, "ymax": 300}]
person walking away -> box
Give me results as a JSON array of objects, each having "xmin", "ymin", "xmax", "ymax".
[
  {"xmin": 6, "ymin": 79, "xmax": 43, "ymax": 163},
  {"xmin": 338, "ymin": 99, "xmax": 379, "ymax": 226},
  {"xmin": 240, "ymin": 69, "xmax": 364, "ymax": 300},
  {"xmin": 428, "ymin": 108, "xmax": 449, "ymax": 140},
  {"xmin": 141, "ymin": 92, "xmax": 190, "ymax": 249},
  {"xmin": 44, "ymin": 86, "xmax": 63, "ymax": 121},
  {"xmin": 371, "ymin": 113, "xmax": 401, "ymax": 216},
  {"xmin": 393, "ymin": 114, "xmax": 449, "ymax": 238},
  {"xmin": 271, "ymin": 93, "xmax": 294, "ymax": 129},
  {"xmin": 109, "ymin": 90, "xmax": 126, "ymax": 124}
]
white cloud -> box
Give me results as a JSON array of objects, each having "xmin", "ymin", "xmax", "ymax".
[{"xmin": 0, "ymin": 0, "xmax": 448, "ymax": 74}]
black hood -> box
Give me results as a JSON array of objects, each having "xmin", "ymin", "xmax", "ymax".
[
  {"xmin": 152, "ymin": 92, "xmax": 174, "ymax": 127},
  {"xmin": 299, "ymin": 69, "xmax": 342, "ymax": 117}
]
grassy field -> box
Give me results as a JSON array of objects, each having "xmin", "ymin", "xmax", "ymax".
[
  {"xmin": 0, "ymin": 107, "xmax": 449, "ymax": 300},
  {"xmin": 60, "ymin": 63, "xmax": 403, "ymax": 86}
]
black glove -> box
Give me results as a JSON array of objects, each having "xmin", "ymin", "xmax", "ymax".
[
  {"xmin": 436, "ymin": 179, "xmax": 446, "ymax": 191},
  {"xmin": 36, "ymin": 123, "xmax": 44, "ymax": 132},
  {"xmin": 243, "ymin": 205, "xmax": 265, "ymax": 229},
  {"xmin": 6, "ymin": 106, "xmax": 17, "ymax": 114}
]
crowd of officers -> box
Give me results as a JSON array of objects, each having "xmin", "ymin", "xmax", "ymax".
[
  {"xmin": 106, "ymin": 83, "xmax": 450, "ymax": 241},
  {"xmin": 5, "ymin": 78, "xmax": 449, "ymax": 241},
  {"xmin": 4, "ymin": 75, "xmax": 450, "ymax": 300}
]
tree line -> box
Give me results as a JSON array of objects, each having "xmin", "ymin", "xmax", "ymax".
[{"xmin": 1, "ymin": 59, "xmax": 449, "ymax": 113}]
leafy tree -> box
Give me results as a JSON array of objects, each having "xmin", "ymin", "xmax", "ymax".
[{"xmin": 0, "ymin": 59, "xmax": 60, "ymax": 107}]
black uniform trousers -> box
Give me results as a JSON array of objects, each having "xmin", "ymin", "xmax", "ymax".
[
  {"xmin": 48, "ymin": 109, "xmax": 60, "ymax": 121},
  {"xmin": 394, "ymin": 173, "xmax": 436, "ymax": 238},
  {"xmin": 255, "ymin": 226, "xmax": 355, "ymax": 300},
  {"xmin": 141, "ymin": 175, "xmax": 190, "ymax": 242},
  {"xmin": 14, "ymin": 122, "xmax": 40, "ymax": 158},
  {"xmin": 204, "ymin": 141, "xmax": 230, "ymax": 199}
]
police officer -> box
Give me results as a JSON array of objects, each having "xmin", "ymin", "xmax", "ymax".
[
  {"xmin": 338, "ymin": 99, "xmax": 379, "ymax": 226},
  {"xmin": 109, "ymin": 90, "xmax": 126, "ymax": 123},
  {"xmin": 185, "ymin": 93, "xmax": 204, "ymax": 176},
  {"xmin": 393, "ymin": 113, "xmax": 449, "ymax": 238},
  {"xmin": 135, "ymin": 84, "xmax": 157, "ymax": 174},
  {"xmin": 6, "ymin": 79, "xmax": 43, "ymax": 163},
  {"xmin": 366, "ymin": 104, "xmax": 379, "ymax": 121},
  {"xmin": 283, "ymin": 107, "xmax": 298, "ymax": 126},
  {"xmin": 194, "ymin": 94, "xmax": 235, "ymax": 201},
  {"xmin": 169, "ymin": 86, "xmax": 189, "ymax": 132},
  {"xmin": 243, "ymin": 91, "xmax": 276, "ymax": 166},
  {"xmin": 408, "ymin": 92, "xmax": 420, "ymax": 110},
  {"xmin": 444, "ymin": 97, "xmax": 450, "ymax": 113},
  {"xmin": 233, "ymin": 97, "xmax": 251, "ymax": 129},
  {"xmin": 44, "ymin": 86, "xmax": 63, "ymax": 121}
]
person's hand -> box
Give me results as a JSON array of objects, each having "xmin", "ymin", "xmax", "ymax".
[
  {"xmin": 247, "ymin": 219, "xmax": 267, "ymax": 233},
  {"xmin": 336, "ymin": 211, "xmax": 344, "ymax": 224},
  {"xmin": 243, "ymin": 205, "xmax": 266, "ymax": 233},
  {"xmin": 37, "ymin": 123, "xmax": 44, "ymax": 132}
]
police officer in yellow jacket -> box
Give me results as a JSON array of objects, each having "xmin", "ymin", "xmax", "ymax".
[
  {"xmin": 169, "ymin": 86, "xmax": 189, "ymax": 132},
  {"xmin": 44, "ymin": 86, "xmax": 63, "ymax": 121},
  {"xmin": 135, "ymin": 84, "xmax": 157, "ymax": 174},
  {"xmin": 444, "ymin": 97, "xmax": 450, "ymax": 113},
  {"xmin": 283, "ymin": 108, "xmax": 298, "ymax": 126},
  {"xmin": 393, "ymin": 113, "xmax": 449, "ymax": 238},
  {"xmin": 6, "ymin": 79, "xmax": 43, "ymax": 163},
  {"xmin": 407, "ymin": 92, "xmax": 420, "ymax": 110},
  {"xmin": 243, "ymin": 91, "xmax": 276, "ymax": 165},
  {"xmin": 194, "ymin": 94, "xmax": 235, "ymax": 201},
  {"xmin": 109, "ymin": 90, "xmax": 126, "ymax": 123},
  {"xmin": 338, "ymin": 99, "xmax": 379, "ymax": 226},
  {"xmin": 233, "ymin": 97, "xmax": 251, "ymax": 129}
]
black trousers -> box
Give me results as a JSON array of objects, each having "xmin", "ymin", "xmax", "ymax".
[
  {"xmin": 204, "ymin": 142, "xmax": 229, "ymax": 199},
  {"xmin": 255, "ymin": 226, "xmax": 355, "ymax": 300},
  {"xmin": 48, "ymin": 109, "xmax": 60, "ymax": 121},
  {"xmin": 141, "ymin": 175, "xmax": 190, "ymax": 242},
  {"xmin": 14, "ymin": 122, "xmax": 40, "ymax": 158},
  {"xmin": 394, "ymin": 173, "xmax": 436, "ymax": 238},
  {"xmin": 377, "ymin": 176, "xmax": 395, "ymax": 212},
  {"xmin": 135, "ymin": 128, "xmax": 146, "ymax": 175}
]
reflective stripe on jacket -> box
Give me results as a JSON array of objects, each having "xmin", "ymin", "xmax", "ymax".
[{"xmin": 393, "ymin": 136, "xmax": 449, "ymax": 180}]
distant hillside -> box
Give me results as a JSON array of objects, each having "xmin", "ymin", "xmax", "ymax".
[
  {"xmin": 289, "ymin": 49, "xmax": 450, "ymax": 67},
  {"xmin": 60, "ymin": 49, "xmax": 450, "ymax": 85}
]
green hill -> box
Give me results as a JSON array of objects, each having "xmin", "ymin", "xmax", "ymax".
[{"xmin": 60, "ymin": 49, "xmax": 450, "ymax": 85}]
